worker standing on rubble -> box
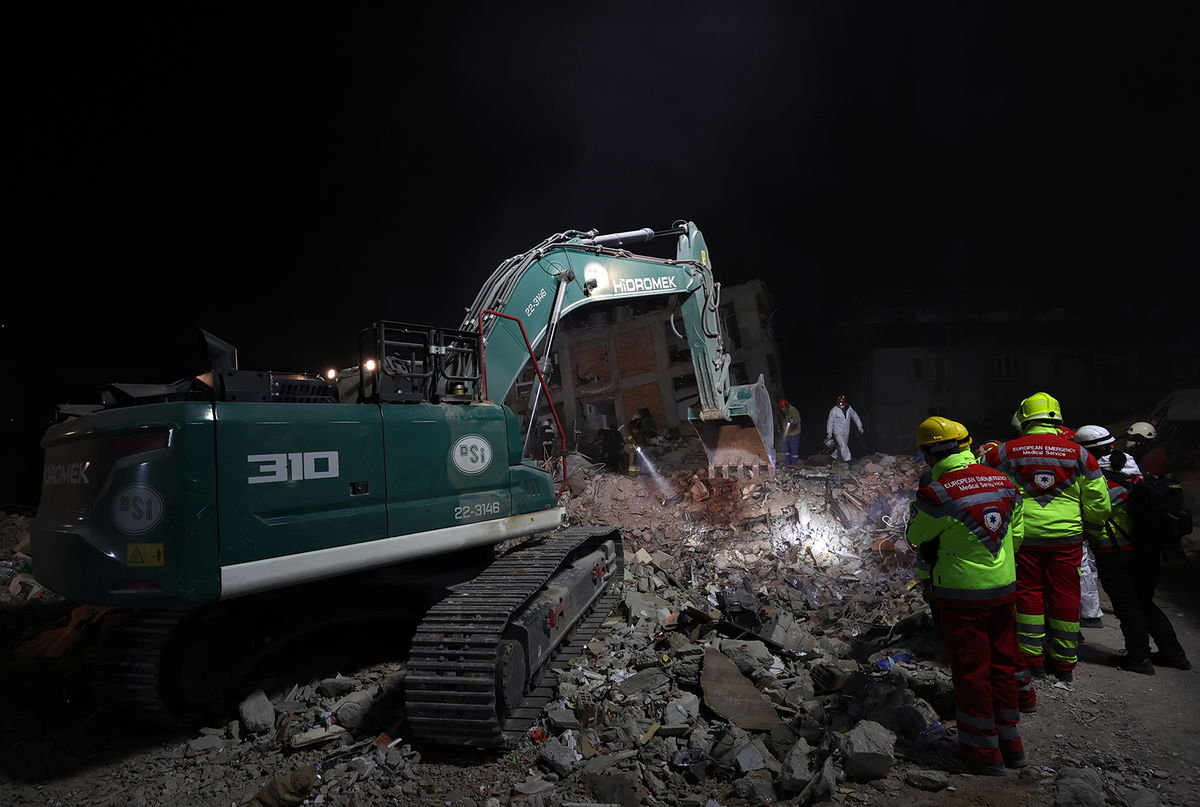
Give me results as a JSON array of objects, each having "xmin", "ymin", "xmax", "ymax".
[
  {"xmin": 826, "ymin": 394, "xmax": 864, "ymax": 462},
  {"xmin": 600, "ymin": 426, "xmax": 626, "ymax": 473},
  {"xmin": 625, "ymin": 416, "xmax": 644, "ymax": 476},
  {"xmin": 778, "ymin": 398, "xmax": 802, "ymax": 467},
  {"xmin": 1074, "ymin": 425, "xmax": 1191, "ymax": 674},
  {"xmin": 539, "ymin": 417, "xmax": 558, "ymax": 461},
  {"xmin": 907, "ymin": 417, "xmax": 1027, "ymax": 776},
  {"xmin": 980, "ymin": 393, "xmax": 1111, "ymax": 683}
]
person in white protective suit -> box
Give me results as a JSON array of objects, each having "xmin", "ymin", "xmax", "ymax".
[{"xmin": 825, "ymin": 394, "xmax": 864, "ymax": 461}]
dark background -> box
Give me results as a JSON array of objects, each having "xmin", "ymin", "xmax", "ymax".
[{"xmin": 4, "ymin": 2, "xmax": 1198, "ymax": 506}]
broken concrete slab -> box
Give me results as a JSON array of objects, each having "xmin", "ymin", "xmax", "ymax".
[
  {"xmin": 317, "ymin": 675, "xmax": 357, "ymax": 698},
  {"xmin": 837, "ymin": 720, "xmax": 897, "ymax": 781},
  {"xmin": 700, "ymin": 648, "xmax": 780, "ymax": 731},
  {"xmin": 615, "ymin": 668, "xmax": 670, "ymax": 696},
  {"xmin": 585, "ymin": 770, "xmax": 644, "ymax": 807},
  {"xmin": 287, "ymin": 724, "xmax": 348, "ymax": 750},
  {"xmin": 779, "ymin": 737, "xmax": 813, "ymax": 794},
  {"xmin": 906, "ymin": 769, "xmax": 949, "ymax": 791},
  {"xmin": 718, "ymin": 639, "xmax": 778, "ymax": 678},
  {"xmin": 1054, "ymin": 767, "xmax": 1108, "ymax": 807},
  {"xmin": 333, "ymin": 689, "xmax": 375, "ymax": 730},
  {"xmin": 798, "ymin": 756, "xmax": 841, "ymax": 805},
  {"xmin": 238, "ymin": 689, "xmax": 276, "ymax": 735},
  {"xmin": 539, "ymin": 737, "xmax": 580, "ymax": 776}
]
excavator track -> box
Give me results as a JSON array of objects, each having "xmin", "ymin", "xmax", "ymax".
[
  {"xmin": 90, "ymin": 609, "xmax": 192, "ymax": 723},
  {"xmin": 405, "ymin": 526, "xmax": 623, "ymax": 748}
]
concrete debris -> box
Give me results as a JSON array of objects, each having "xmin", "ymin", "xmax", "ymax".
[
  {"xmin": 905, "ymin": 768, "xmax": 950, "ymax": 791},
  {"xmin": 1054, "ymin": 766, "xmax": 1109, "ymax": 807},
  {"xmin": 700, "ymin": 647, "xmax": 781, "ymax": 731},
  {"xmin": 778, "ymin": 736, "xmax": 813, "ymax": 794},
  {"xmin": 243, "ymin": 765, "xmax": 317, "ymax": 807},
  {"xmin": 0, "ymin": 514, "xmax": 57, "ymax": 606},
  {"xmin": 539, "ymin": 736, "xmax": 580, "ymax": 776},
  {"xmin": 287, "ymin": 724, "xmax": 348, "ymax": 749},
  {"xmin": 837, "ymin": 719, "xmax": 897, "ymax": 781},
  {"xmin": 239, "ymin": 689, "xmax": 277, "ymax": 735}
]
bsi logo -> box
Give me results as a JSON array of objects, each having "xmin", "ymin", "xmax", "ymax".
[
  {"xmin": 248, "ymin": 451, "xmax": 340, "ymax": 484},
  {"xmin": 452, "ymin": 435, "xmax": 492, "ymax": 475},
  {"xmin": 113, "ymin": 484, "xmax": 164, "ymax": 534}
]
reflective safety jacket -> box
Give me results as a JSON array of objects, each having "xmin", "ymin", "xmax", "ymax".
[
  {"xmin": 907, "ymin": 448, "xmax": 1024, "ymax": 607},
  {"xmin": 1093, "ymin": 452, "xmax": 1143, "ymax": 554},
  {"xmin": 980, "ymin": 425, "xmax": 1111, "ymax": 548}
]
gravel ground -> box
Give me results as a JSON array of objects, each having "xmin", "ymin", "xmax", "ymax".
[{"xmin": 1, "ymin": 475, "xmax": 1198, "ymax": 807}]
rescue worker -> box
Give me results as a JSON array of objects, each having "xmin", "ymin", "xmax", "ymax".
[
  {"xmin": 1074, "ymin": 425, "xmax": 1191, "ymax": 674},
  {"xmin": 1009, "ymin": 414, "xmax": 1098, "ymax": 626},
  {"xmin": 539, "ymin": 417, "xmax": 557, "ymax": 460},
  {"xmin": 778, "ymin": 398, "xmax": 802, "ymax": 467},
  {"xmin": 625, "ymin": 417, "xmax": 644, "ymax": 475},
  {"xmin": 600, "ymin": 426, "xmax": 626, "ymax": 473},
  {"xmin": 1123, "ymin": 421, "xmax": 1169, "ymax": 476},
  {"xmin": 980, "ymin": 393, "xmax": 1111, "ymax": 683},
  {"xmin": 825, "ymin": 395, "xmax": 864, "ymax": 462},
  {"xmin": 907, "ymin": 417, "xmax": 1027, "ymax": 775}
]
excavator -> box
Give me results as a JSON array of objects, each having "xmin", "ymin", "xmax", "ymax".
[{"xmin": 30, "ymin": 221, "xmax": 775, "ymax": 748}]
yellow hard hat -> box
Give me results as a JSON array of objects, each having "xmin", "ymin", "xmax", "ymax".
[
  {"xmin": 916, "ymin": 416, "xmax": 970, "ymax": 451},
  {"xmin": 1017, "ymin": 392, "xmax": 1063, "ymax": 424}
]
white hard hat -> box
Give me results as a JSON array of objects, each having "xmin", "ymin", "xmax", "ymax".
[
  {"xmin": 1126, "ymin": 421, "xmax": 1157, "ymax": 440},
  {"xmin": 1074, "ymin": 425, "xmax": 1114, "ymax": 449}
]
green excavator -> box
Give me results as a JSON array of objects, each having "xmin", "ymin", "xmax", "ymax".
[{"xmin": 31, "ymin": 221, "xmax": 775, "ymax": 748}]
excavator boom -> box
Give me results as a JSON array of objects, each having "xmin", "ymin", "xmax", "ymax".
[{"xmin": 460, "ymin": 221, "xmax": 775, "ymax": 477}]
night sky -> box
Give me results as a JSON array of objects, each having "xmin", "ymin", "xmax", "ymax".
[{"xmin": 5, "ymin": 3, "xmax": 1198, "ymax": 504}]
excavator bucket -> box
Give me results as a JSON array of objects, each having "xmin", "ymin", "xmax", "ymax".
[{"xmin": 691, "ymin": 382, "xmax": 776, "ymax": 479}]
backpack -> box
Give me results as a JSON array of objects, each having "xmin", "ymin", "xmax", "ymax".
[{"xmin": 1127, "ymin": 474, "xmax": 1194, "ymax": 548}]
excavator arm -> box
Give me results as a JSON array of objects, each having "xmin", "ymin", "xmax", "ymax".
[{"xmin": 458, "ymin": 221, "xmax": 775, "ymax": 477}]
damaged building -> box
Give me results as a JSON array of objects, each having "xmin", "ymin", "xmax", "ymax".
[{"xmin": 826, "ymin": 299, "xmax": 1200, "ymax": 456}]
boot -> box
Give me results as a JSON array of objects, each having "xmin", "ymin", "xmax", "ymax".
[
  {"xmin": 1028, "ymin": 666, "xmax": 1046, "ymax": 679},
  {"xmin": 1003, "ymin": 751, "xmax": 1029, "ymax": 769},
  {"xmin": 1051, "ymin": 668, "xmax": 1073, "ymax": 683},
  {"xmin": 937, "ymin": 750, "xmax": 1006, "ymax": 777},
  {"xmin": 1109, "ymin": 654, "xmax": 1155, "ymax": 675},
  {"xmin": 1149, "ymin": 652, "xmax": 1190, "ymax": 671}
]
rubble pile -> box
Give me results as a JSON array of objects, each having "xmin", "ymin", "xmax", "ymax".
[
  {"xmin": 564, "ymin": 443, "xmax": 922, "ymax": 594},
  {"xmin": 0, "ymin": 513, "xmax": 52, "ymax": 606},
  {"xmin": 1, "ymin": 441, "xmax": 1196, "ymax": 806}
]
